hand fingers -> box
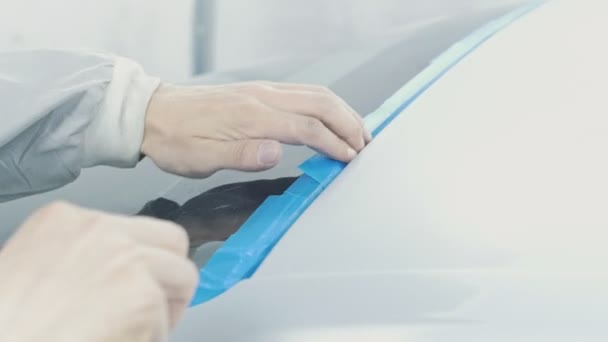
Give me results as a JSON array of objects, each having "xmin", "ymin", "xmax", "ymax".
[
  {"xmin": 8, "ymin": 202, "xmax": 186, "ymax": 342},
  {"xmin": 69, "ymin": 210, "xmax": 191, "ymax": 257},
  {"xmin": 137, "ymin": 246, "xmax": 199, "ymax": 329},
  {"xmin": 253, "ymin": 82, "xmax": 372, "ymax": 143},
  {"xmin": 94, "ymin": 215, "xmax": 197, "ymax": 329},
  {"xmin": 169, "ymin": 112, "xmax": 355, "ymax": 176},
  {"xmin": 22, "ymin": 203, "xmax": 189, "ymax": 258},
  {"xmin": 110, "ymin": 216, "xmax": 190, "ymax": 257},
  {"xmin": 271, "ymin": 82, "xmax": 373, "ymax": 142},
  {"xmin": 116, "ymin": 267, "xmax": 169, "ymax": 342},
  {"xmin": 255, "ymin": 88, "xmax": 366, "ymax": 152},
  {"xmin": 256, "ymin": 109, "xmax": 358, "ymax": 162}
]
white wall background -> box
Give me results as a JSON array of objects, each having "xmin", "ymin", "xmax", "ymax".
[
  {"xmin": 0, "ymin": 0, "xmax": 523, "ymax": 79},
  {"xmin": 0, "ymin": 0, "xmax": 194, "ymax": 81}
]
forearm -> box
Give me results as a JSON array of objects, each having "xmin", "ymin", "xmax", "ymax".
[{"xmin": 0, "ymin": 49, "xmax": 159, "ymax": 202}]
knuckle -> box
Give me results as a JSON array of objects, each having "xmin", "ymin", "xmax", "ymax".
[
  {"xmin": 134, "ymin": 217, "xmax": 191, "ymax": 255},
  {"xmin": 231, "ymin": 95, "xmax": 262, "ymax": 118},
  {"xmin": 302, "ymin": 117, "xmax": 325, "ymax": 139},
  {"xmin": 230, "ymin": 142, "xmax": 250, "ymax": 167},
  {"xmin": 316, "ymin": 94, "xmax": 342, "ymax": 115}
]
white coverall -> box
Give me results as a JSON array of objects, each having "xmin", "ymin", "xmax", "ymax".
[{"xmin": 0, "ymin": 49, "xmax": 160, "ymax": 202}]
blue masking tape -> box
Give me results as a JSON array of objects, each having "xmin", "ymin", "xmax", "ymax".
[
  {"xmin": 298, "ymin": 157, "xmax": 345, "ymax": 189},
  {"xmin": 190, "ymin": 0, "xmax": 545, "ymax": 306},
  {"xmin": 190, "ymin": 176, "xmax": 323, "ymax": 305}
]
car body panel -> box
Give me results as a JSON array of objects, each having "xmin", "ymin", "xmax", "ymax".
[{"xmin": 172, "ymin": 1, "xmax": 608, "ymax": 340}]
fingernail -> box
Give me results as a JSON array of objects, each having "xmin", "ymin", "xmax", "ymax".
[
  {"xmin": 258, "ymin": 142, "xmax": 281, "ymax": 166},
  {"xmin": 347, "ymin": 147, "xmax": 357, "ymax": 159}
]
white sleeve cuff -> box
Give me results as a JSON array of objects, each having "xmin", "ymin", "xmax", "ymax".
[{"xmin": 81, "ymin": 56, "xmax": 161, "ymax": 168}]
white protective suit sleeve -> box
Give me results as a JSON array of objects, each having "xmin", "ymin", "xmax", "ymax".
[{"xmin": 0, "ymin": 49, "xmax": 161, "ymax": 202}]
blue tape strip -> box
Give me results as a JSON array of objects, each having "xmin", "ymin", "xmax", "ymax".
[
  {"xmin": 190, "ymin": 175, "xmax": 323, "ymax": 305},
  {"xmin": 190, "ymin": 0, "xmax": 545, "ymax": 306}
]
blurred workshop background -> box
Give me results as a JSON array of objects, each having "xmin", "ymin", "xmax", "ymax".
[{"xmin": 0, "ymin": 0, "xmax": 524, "ymax": 81}]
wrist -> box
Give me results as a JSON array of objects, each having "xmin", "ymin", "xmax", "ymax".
[{"xmin": 141, "ymin": 83, "xmax": 169, "ymax": 157}]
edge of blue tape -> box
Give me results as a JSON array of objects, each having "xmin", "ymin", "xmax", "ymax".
[{"xmin": 190, "ymin": 0, "xmax": 545, "ymax": 306}]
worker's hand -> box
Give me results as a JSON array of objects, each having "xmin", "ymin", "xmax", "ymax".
[
  {"xmin": 0, "ymin": 202, "xmax": 198, "ymax": 342},
  {"xmin": 142, "ymin": 81, "xmax": 372, "ymax": 178}
]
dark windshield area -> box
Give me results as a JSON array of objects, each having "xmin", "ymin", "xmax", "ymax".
[{"xmin": 136, "ymin": 177, "xmax": 296, "ymax": 265}]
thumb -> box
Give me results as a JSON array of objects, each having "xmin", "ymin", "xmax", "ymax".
[{"xmin": 212, "ymin": 139, "xmax": 283, "ymax": 172}]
